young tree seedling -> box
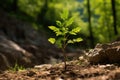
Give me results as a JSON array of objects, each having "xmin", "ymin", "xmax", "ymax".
[{"xmin": 48, "ymin": 9, "xmax": 83, "ymax": 70}]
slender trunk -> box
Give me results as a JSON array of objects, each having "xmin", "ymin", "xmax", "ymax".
[
  {"xmin": 111, "ymin": 0, "xmax": 118, "ymax": 35},
  {"xmin": 103, "ymin": 1, "xmax": 111, "ymax": 41},
  {"xmin": 87, "ymin": 0, "xmax": 94, "ymax": 48},
  {"xmin": 37, "ymin": 0, "xmax": 48, "ymax": 25},
  {"xmin": 12, "ymin": 0, "xmax": 18, "ymax": 12}
]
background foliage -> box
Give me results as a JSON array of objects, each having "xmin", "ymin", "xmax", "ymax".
[{"xmin": 0, "ymin": 0, "xmax": 120, "ymax": 48}]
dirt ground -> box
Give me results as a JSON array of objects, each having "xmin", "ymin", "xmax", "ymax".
[{"xmin": 0, "ymin": 60, "xmax": 120, "ymax": 80}]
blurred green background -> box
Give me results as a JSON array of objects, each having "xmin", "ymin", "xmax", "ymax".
[{"xmin": 0, "ymin": 0, "xmax": 120, "ymax": 48}]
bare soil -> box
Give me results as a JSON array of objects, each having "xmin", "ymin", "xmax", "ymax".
[{"xmin": 0, "ymin": 60, "xmax": 120, "ymax": 80}]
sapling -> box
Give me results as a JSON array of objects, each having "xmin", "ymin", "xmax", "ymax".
[
  {"xmin": 48, "ymin": 9, "xmax": 83, "ymax": 70},
  {"xmin": 9, "ymin": 62, "xmax": 25, "ymax": 71}
]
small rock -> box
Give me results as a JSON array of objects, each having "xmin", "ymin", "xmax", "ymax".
[
  {"xmin": 87, "ymin": 41, "xmax": 120, "ymax": 64},
  {"xmin": 34, "ymin": 64, "xmax": 52, "ymax": 69}
]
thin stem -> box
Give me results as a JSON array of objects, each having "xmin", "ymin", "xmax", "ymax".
[
  {"xmin": 62, "ymin": 34, "xmax": 68, "ymax": 70},
  {"xmin": 62, "ymin": 47, "xmax": 67, "ymax": 70},
  {"xmin": 64, "ymin": 34, "xmax": 69, "ymax": 48}
]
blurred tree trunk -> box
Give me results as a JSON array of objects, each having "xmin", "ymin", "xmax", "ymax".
[
  {"xmin": 37, "ymin": 0, "xmax": 48, "ymax": 26},
  {"xmin": 103, "ymin": 1, "xmax": 111, "ymax": 41},
  {"xmin": 0, "ymin": 0, "xmax": 19, "ymax": 12},
  {"xmin": 0, "ymin": 0, "xmax": 11, "ymax": 11},
  {"xmin": 111, "ymin": 0, "xmax": 118, "ymax": 35},
  {"xmin": 87, "ymin": 0, "xmax": 94, "ymax": 48},
  {"xmin": 12, "ymin": 0, "xmax": 18, "ymax": 12}
]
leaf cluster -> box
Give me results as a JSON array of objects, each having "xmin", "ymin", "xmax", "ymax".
[{"xmin": 48, "ymin": 9, "xmax": 83, "ymax": 48}]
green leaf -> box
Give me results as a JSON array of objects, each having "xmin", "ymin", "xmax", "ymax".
[
  {"xmin": 69, "ymin": 27, "xmax": 81, "ymax": 35},
  {"xmin": 67, "ymin": 38, "xmax": 83, "ymax": 44},
  {"xmin": 48, "ymin": 26, "xmax": 59, "ymax": 32},
  {"xmin": 66, "ymin": 17, "xmax": 74, "ymax": 27},
  {"xmin": 73, "ymin": 38, "xmax": 83, "ymax": 42},
  {"xmin": 60, "ymin": 9, "xmax": 69, "ymax": 20},
  {"xmin": 56, "ymin": 32, "xmax": 63, "ymax": 36},
  {"xmin": 67, "ymin": 40, "xmax": 74, "ymax": 44},
  {"xmin": 56, "ymin": 21, "xmax": 62, "ymax": 27},
  {"xmin": 60, "ymin": 27, "xmax": 68, "ymax": 35},
  {"xmin": 55, "ymin": 37, "xmax": 63, "ymax": 48},
  {"xmin": 48, "ymin": 26, "xmax": 62, "ymax": 36},
  {"xmin": 48, "ymin": 38, "xmax": 56, "ymax": 44}
]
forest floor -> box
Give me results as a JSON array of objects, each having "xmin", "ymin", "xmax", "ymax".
[{"xmin": 0, "ymin": 59, "xmax": 120, "ymax": 80}]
